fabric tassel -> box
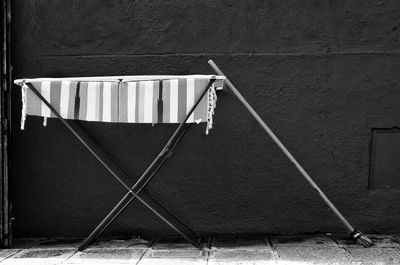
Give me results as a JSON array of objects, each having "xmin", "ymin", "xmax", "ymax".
[
  {"xmin": 20, "ymin": 85, "xmax": 28, "ymax": 130},
  {"xmin": 206, "ymin": 84, "xmax": 217, "ymax": 135},
  {"xmin": 43, "ymin": 117, "xmax": 47, "ymax": 127}
]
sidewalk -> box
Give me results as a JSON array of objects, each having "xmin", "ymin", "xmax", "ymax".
[{"xmin": 0, "ymin": 234, "xmax": 399, "ymax": 264}]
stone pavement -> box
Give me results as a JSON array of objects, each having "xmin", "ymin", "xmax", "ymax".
[{"xmin": 0, "ymin": 234, "xmax": 399, "ymax": 265}]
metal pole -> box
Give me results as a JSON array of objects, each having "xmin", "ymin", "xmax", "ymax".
[{"xmin": 208, "ymin": 60, "xmax": 355, "ymax": 233}]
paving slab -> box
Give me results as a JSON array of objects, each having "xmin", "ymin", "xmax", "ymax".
[
  {"xmin": 138, "ymin": 248, "xmax": 207, "ymax": 265},
  {"xmin": 346, "ymin": 247, "xmax": 400, "ymax": 265},
  {"xmin": 153, "ymin": 238, "xmax": 201, "ymax": 249},
  {"xmin": 3, "ymin": 235, "xmax": 399, "ymax": 265},
  {"xmin": 208, "ymin": 249, "xmax": 274, "ymax": 265},
  {"xmin": 134, "ymin": 237, "xmax": 208, "ymax": 265},
  {"xmin": 236, "ymin": 236, "xmax": 269, "ymax": 249},
  {"xmin": 35, "ymin": 238, "xmax": 82, "ymax": 249},
  {"xmin": 89, "ymin": 237, "xmax": 152, "ymax": 249},
  {"xmin": 67, "ymin": 248, "xmax": 145, "ymax": 264},
  {"xmin": 332, "ymin": 234, "xmax": 400, "ymax": 249},
  {"xmin": 274, "ymin": 246, "xmax": 353, "ymax": 265},
  {"xmin": 270, "ymin": 234, "xmax": 337, "ymax": 247},
  {"xmin": 212, "ymin": 235, "xmax": 240, "ymax": 249},
  {"xmin": 212, "ymin": 235, "xmax": 269, "ymax": 250},
  {"xmin": 0, "ymin": 248, "xmax": 76, "ymax": 265}
]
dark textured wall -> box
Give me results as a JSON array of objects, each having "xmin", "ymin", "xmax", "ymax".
[{"xmin": 11, "ymin": 0, "xmax": 400, "ymax": 237}]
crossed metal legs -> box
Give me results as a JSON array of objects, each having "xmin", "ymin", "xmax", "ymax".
[
  {"xmin": 75, "ymin": 121, "xmax": 200, "ymax": 243},
  {"xmin": 77, "ymin": 122, "xmax": 198, "ymax": 251},
  {"xmin": 25, "ymin": 78, "xmax": 216, "ymax": 251}
]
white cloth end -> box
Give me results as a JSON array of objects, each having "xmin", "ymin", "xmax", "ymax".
[
  {"xmin": 205, "ymin": 83, "xmax": 217, "ymax": 135},
  {"xmin": 20, "ymin": 85, "xmax": 27, "ymax": 130}
]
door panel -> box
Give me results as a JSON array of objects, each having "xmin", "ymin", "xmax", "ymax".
[{"xmin": 1, "ymin": 0, "xmax": 12, "ymax": 248}]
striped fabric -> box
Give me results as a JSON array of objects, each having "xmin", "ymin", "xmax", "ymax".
[
  {"xmin": 18, "ymin": 76, "xmax": 223, "ymax": 130},
  {"xmin": 25, "ymin": 81, "xmax": 119, "ymax": 122},
  {"xmin": 118, "ymin": 78, "xmax": 210, "ymax": 123}
]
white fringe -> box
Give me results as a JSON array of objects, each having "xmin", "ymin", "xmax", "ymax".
[
  {"xmin": 206, "ymin": 84, "xmax": 217, "ymax": 135},
  {"xmin": 20, "ymin": 85, "xmax": 27, "ymax": 130},
  {"xmin": 43, "ymin": 117, "xmax": 47, "ymax": 127}
]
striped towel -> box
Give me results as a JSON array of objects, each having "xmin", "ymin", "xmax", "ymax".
[
  {"xmin": 22, "ymin": 81, "xmax": 119, "ymax": 122},
  {"xmin": 17, "ymin": 76, "xmax": 224, "ymax": 133}
]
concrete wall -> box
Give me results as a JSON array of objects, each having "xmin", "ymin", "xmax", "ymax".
[{"xmin": 11, "ymin": 0, "xmax": 400, "ymax": 237}]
